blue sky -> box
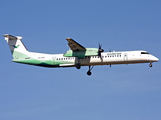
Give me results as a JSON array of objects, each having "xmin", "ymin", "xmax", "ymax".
[{"xmin": 0, "ymin": 0, "xmax": 161, "ymax": 120}]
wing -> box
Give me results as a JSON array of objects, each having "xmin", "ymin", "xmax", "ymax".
[{"xmin": 66, "ymin": 38, "xmax": 86, "ymax": 51}]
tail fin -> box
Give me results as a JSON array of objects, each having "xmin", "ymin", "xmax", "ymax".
[{"xmin": 3, "ymin": 34, "xmax": 29, "ymax": 60}]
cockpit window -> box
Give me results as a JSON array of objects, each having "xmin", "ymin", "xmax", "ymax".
[{"xmin": 141, "ymin": 52, "xmax": 150, "ymax": 54}]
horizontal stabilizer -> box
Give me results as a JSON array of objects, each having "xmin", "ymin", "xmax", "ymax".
[{"xmin": 3, "ymin": 34, "xmax": 22, "ymax": 40}]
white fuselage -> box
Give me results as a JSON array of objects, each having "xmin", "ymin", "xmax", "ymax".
[
  {"xmin": 18, "ymin": 50, "xmax": 158, "ymax": 67},
  {"xmin": 4, "ymin": 34, "xmax": 159, "ymax": 75}
]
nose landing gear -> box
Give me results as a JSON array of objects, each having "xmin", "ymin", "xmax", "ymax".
[{"xmin": 149, "ymin": 62, "xmax": 153, "ymax": 67}]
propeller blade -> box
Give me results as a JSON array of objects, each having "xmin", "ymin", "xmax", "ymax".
[
  {"xmin": 99, "ymin": 43, "xmax": 102, "ymax": 49},
  {"xmin": 98, "ymin": 43, "xmax": 104, "ymax": 57}
]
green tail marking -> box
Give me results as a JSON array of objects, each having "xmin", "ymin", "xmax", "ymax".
[{"xmin": 13, "ymin": 45, "xmax": 20, "ymax": 48}]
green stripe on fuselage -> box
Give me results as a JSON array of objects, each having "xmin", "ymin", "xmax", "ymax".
[{"xmin": 12, "ymin": 58, "xmax": 75, "ymax": 67}]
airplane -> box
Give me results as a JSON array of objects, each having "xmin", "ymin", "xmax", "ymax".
[{"xmin": 3, "ymin": 34, "xmax": 159, "ymax": 76}]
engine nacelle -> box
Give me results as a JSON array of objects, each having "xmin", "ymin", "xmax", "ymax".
[{"xmin": 63, "ymin": 48, "xmax": 99, "ymax": 58}]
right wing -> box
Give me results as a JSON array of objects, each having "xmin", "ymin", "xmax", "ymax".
[{"xmin": 66, "ymin": 38, "xmax": 86, "ymax": 51}]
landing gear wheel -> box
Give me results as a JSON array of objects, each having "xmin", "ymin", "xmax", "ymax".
[
  {"xmin": 149, "ymin": 63, "xmax": 152, "ymax": 67},
  {"xmin": 87, "ymin": 71, "xmax": 92, "ymax": 76},
  {"xmin": 76, "ymin": 64, "xmax": 81, "ymax": 69},
  {"xmin": 86, "ymin": 65, "xmax": 94, "ymax": 76}
]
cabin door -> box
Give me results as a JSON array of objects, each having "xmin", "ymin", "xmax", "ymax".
[
  {"xmin": 124, "ymin": 53, "xmax": 128, "ymax": 61},
  {"xmin": 52, "ymin": 57, "xmax": 56, "ymax": 65}
]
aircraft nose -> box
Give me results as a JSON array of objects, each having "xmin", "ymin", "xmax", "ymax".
[
  {"xmin": 156, "ymin": 57, "xmax": 159, "ymax": 61},
  {"xmin": 152, "ymin": 56, "xmax": 159, "ymax": 62}
]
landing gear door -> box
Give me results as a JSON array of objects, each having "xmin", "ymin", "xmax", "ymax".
[{"xmin": 124, "ymin": 53, "xmax": 128, "ymax": 61}]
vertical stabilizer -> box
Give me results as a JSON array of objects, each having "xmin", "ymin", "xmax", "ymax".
[{"xmin": 3, "ymin": 34, "xmax": 29, "ymax": 59}]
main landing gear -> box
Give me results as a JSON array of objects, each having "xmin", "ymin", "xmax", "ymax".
[
  {"xmin": 76, "ymin": 64, "xmax": 81, "ymax": 69},
  {"xmin": 87, "ymin": 66, "xmax": 94, "ymax": 76},
  {"xmin": 76, "ymin": 64, "xmax": 94, "ymax": 76},
  {"xmin": 76, "ymin": 58, "xmax": 82, "ymax": 69},
  {"xmin": 75, "ymin": 58, "xmax": 94, "ymax": 76}
]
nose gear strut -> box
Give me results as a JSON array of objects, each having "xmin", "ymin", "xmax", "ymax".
[{"xmin": 149, "ymin": 62, "xmax": 153, "ymax": 67}]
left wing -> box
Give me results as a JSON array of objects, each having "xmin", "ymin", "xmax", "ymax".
[{"xmin": 66, "ymin": 38, "xmax": 86, "ymax": 51}]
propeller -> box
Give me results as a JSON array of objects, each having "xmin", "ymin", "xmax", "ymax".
[{"xmin": 98, "ymin": 43, "xmax": 104, "ymax": 57}]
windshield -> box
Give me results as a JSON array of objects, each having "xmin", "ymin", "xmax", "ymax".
[{"xmin": 141, "ymin": 52, "xmax": 150, "ymax": 54}]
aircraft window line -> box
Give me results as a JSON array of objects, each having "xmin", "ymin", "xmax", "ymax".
[
  {"xmin": 56, "ymin": 57, "xmax": 76, "ymax": 61},
  {"xmin": 55, "ymin": 54, "xmax": 123, "ymax": 60},
  {"xmin": 90, "ymin": 54, "xmax": 122, "ymax": 59}
]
